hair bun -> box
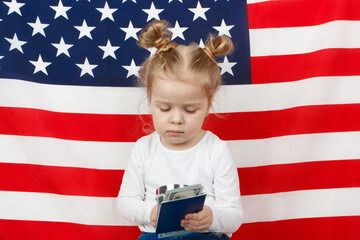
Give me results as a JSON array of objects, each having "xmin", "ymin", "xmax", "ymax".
[
  {"xmin": 204, "ymin": 35, "xmax": 234, "ymax": 58},
  {"xmin": 139, "ymin": 20, "xmax": 177, "ymax": 54}
]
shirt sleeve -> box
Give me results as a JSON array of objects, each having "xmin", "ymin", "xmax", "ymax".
[
  {"xmin": 117, "ymin": 139, "xmax": 156, "ymax": 225},
  {"xmin": 208, "ymin": 141, "xmax": 243, "ymax": 234}
]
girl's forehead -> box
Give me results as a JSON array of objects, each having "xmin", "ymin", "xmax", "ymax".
[
  {"xmin": 151, "ymin": 78, "xmax": 208, "ymax": 102},
  {"xmin": 152, "ymin": 78, "xmax": 201, "ymax": 93},
  {"xmin": 153, "ymin": 69, "xmax": 209, "ymax": 86}
]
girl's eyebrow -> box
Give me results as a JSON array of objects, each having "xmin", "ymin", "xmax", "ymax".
[
  {"xmin": 153, "ymin": 100, "xmax": 203, "ymax": 106},
  {"xmin": 153, "ymin": 100, "xmax": 170, "ymax": 104},
  {"xmin": 185, "ymin": 103, "xmax": 203, "ymax": 108}
]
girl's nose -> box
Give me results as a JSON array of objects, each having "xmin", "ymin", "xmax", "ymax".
[{"xmin": 170, "ymin": 110, "xmax": 184, "ymax": 124}]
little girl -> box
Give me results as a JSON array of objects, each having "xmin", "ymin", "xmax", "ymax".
[{"xmin": 117, "ymin": 20, "xmax": 243, "ymax": 240}]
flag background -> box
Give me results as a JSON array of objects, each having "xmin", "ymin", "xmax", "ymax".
[{"xmin": 1, "ymin": 0, "xmax": 360, "ymax": 239}]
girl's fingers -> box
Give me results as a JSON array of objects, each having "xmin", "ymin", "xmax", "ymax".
[
  {"xmin": 180, "ymin": 205, "xmax": 213, "ymax": 232},
  {"xmin": 181, "ymin": 215, "xmax": 212, "ymax": 231}
]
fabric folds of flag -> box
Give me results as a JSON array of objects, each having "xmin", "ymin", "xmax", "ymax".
[{"xmin": 1, "ymin": 0, "xmax": 360, "ymax": 239}]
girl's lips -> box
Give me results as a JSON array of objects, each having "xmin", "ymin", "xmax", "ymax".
[{"xmin": 167, "ymin": 130, "xmax": 183, "ymax": 136}]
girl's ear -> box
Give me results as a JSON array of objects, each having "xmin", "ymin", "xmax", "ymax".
[{"xmin": 206, "ymin": 98, "xmax": 213, "ymax": 116}]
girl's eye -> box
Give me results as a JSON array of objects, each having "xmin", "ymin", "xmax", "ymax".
[
  {"xmin": 185, "ymin": 109, "xmax": 196, "ymax": 113},
  {"xmin": 160, "ymin": 107, "xmax": 170, "ymax": 112}
]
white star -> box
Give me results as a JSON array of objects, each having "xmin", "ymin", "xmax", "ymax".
[
  {"xmin": 213, "ymin": 19, "xmax": 234, "ymax": 38},
  {"xmin": 142, "ymin": 2, "xmax": 164, "ymax": 22},
  {"xmin": 122, "ymin": 0, "xmax": 136, "ymax": 3},
  {"xmin": 122, "ymin": 59, "xmax": 140, "ymax": 78},
  {"xmin": 50, "ymin": 0, "xmax": 71, "ymax": 20},
  {"xmin": 76, "ymin": 58, "xmax": 98, "ymax": 77},
  {"xmin": 0, "ymin": 56, "xmax": 4, "ymax": 60},
  {"xmin": 74, "ymin": 20, "xmax": 96, "ymax": 40},
  {"xmin": 120, "ymin": 21, "xmax": 141, "ymax": 41},
  {"xmin": 5, "ymin": 33, "xmax": 26, "ymax": 53},
  {"xmin": 169, "ymin": 0, "xmax": 183, "ymax": 3},
  {"xmin": 29, "ymin": 55, "xmax": 51, "ymax": 75},
  {"xmin": 147, "ymin": 47, "xmax": 157, "ymax": 57},
  {"xmin": 99, "ymin": 40, "xmax": 119, "ymax": 59},
  {"xmin": 198, "ymin": 39, "xmax": 205, "ymax": 48},
  {"xmin": 168, "ymin": 21, "xmax": 188, "ymax": 40},
  {"xmin": 188, "ymin": 2, "xmax": 210, "ymax": 21},
  {"xmin": 3, "ymin": 0, "xmax": 25, "ymax": 16},
  {"xmin": 96, "ymin": 2, "xmax": 117, "ymax": 22},
  {"xmin": 28, "ymin": 17, "xmax": 49, "ymax": 37},
  {"xmin": 218, "ymin": 56, "xmax": 237, "ymax": 76},
  {"xmin": 52, "ymin": 37, "xmax": 73, "ymax": 57}
]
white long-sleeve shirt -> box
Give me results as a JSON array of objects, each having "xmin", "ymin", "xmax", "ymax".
[{"xmin": 117, "ymin": 131, "xmax": 243, "ymax": 236}]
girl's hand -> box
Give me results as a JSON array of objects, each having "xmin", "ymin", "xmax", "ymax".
[
  {"xmin": 180, "ymin": 205, "xmax": 213, "ymax": 232},
  {"xmin": 150, "ymin": 205, "xmax": 158, "ymax": 227}
]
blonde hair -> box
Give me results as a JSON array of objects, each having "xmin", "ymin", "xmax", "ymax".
[{"xmin": 138, "ymin": 19, "xmax": 233, "ymax": 102}]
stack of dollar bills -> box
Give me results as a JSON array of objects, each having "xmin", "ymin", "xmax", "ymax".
[
  {"xmin": 155, "ymin": 184, "xmax": 204, "ymax": 206},
  {"xmin": 154, "ymin": 184, "xmax": 206, "ymax": 238}
]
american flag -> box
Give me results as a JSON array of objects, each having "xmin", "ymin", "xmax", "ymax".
[{"xmin": 0, "ymin": 0, "xmax": 360, "ymax": 239}]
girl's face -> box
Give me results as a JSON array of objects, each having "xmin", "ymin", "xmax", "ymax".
[{"xmin": 150, "ymin": 75, "xmax": 211, "ymax": 150}]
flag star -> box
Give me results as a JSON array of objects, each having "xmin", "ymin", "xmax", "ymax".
[
  {"xmin": 147, "ymin": 47, "xmax": 157, "ymax": 57},
  {"xmin": 99, "ymin": 40, "xmax": 119, "ymax": 59},
  {"xmin": 0, "ymin": 56, "xmax": 4, "ymax": 60},
  {"xmin": 213, "ymin": 19, "xmax": 234, "ymax": 38},
  {"xmin": 168, "ymin": 21, "xmax": 188, "ymax": 40},
  {"xmin": 218, "ymin": 56, "xmax": 237, "ymax": 76},
  {"xmin": 188, "ymin": 2, "xmax": 210, "ymax": 21},
  {"xmin": 120, "ymin": 21, "xmax": 141, "ymax": 41},
  {"xmin": 169, "ymin": 0, "xmax": 183, "ymax": 3},
  {"xmin": 52, "ymin": 37, "xmax": 73, "ymax": 57},
  {"xmin": 74, "ymin": 20, "xmax": 96, "ymax": 40},
  {"xmin": 28, "ymin": 17, "xmax": 49, "ymax": 37},
  {"xmin": 122, "ymin": 59, "xmax": 140, "ymax": 78},
  {"xmin": 142, "ymin": 2, "xmax": 164, "ymax": 22},
  {"xmin": 50, "ymin": 0, "xmax": 71, "ymax": 20},
  {"xmin": 3, "ymin": 0, "xmax": 25, "ymax": 16},
  {"xmin": 76, "ymin": 58, "xmax": 97, "ymax": 77},
  {"xmin": 122, "ymin": 0, "xmax": 136, "ymax": 3},
  {"xmin": 96, "ymin": 2, "xmax": 117, "ymax": 22},
  {"xmin": 5, "ymin": 33, "xmax": 26, "ymax": 53},
  {"xmin": 29, "ymin": 55, "xmax": 51, "ymax": 75},
  {"xmin": 198, "ymin": 39, "xmax": 205, "ymax": 48}
]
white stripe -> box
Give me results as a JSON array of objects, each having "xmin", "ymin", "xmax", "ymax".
[
  {"xmin": 2, "ymin": 131, "xmax": 360, "ymax": 170},
  {"xmin": 0, "ymin": 135, "xmax": 133, "ymax": 170},
  {"xmin": 0, "ymin": 191, "xmax": 135, "ymax": 226},
  {"xmin": 247, "ymin": 0, "xmax": 270, "ymax": 4},
  {"xmin": 230, "ymin": 131, "xmax": 360, "ymax": 168},
  {"xmin": 242, "ymin": 188, "xmax": 360, "ymax": 223},
  {"xmin": 2, "ymin": 76, "xmax": 360, "ymax": 114},
  {"xmin": 250, "ymin": 20, "xmax": 360, "ymax": 57},
  {"xmin": 1, "ymin": 188, "xmax": 359, "ymax": 225},
  {"xmin": 0, "ymin": 78, "xmax": 149, "ymax": 114},
  {"xmin": 214, "ymin": 76, "xmax": 360, "ymax": 112}
]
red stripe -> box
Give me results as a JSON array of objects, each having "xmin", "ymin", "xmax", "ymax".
[
  {"xmin": 247, "ymin": 0, "xmax": 360, "ymax": 29},
  {"xmin": 0, "ymin": 106, "xmax": 148, "ymax": 142},
  {"xmin": 238, "ymin": 160, "xmax": 360, "ymax": 196},
  {"xmin": 234, "ymin": 216, "xmax": 360, "ymax": 240},
  {"xmin": 251, "ymin": 48, "xmax": 360, "ymax": 84},
  {"xmin": 207, "ymin": 104, "xmax": 360, "ymax": 140},
  {"xmin": 1, "ymin": 104, "xmax": 360, "ymax": 141},
  {"xmin": 2, "ymin": 160, "xmax": 360, "ymax": 197},
  {"xmin": 1, "ymin": 216, "xmax": 359, "ymax": 240},
  {"xmin": 0, "ymin": 219, "xmax": 141, "ymax": 240},
  {"xmin": 0, "ymin": 162, "xmax": 123, "ymax": 197}
]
